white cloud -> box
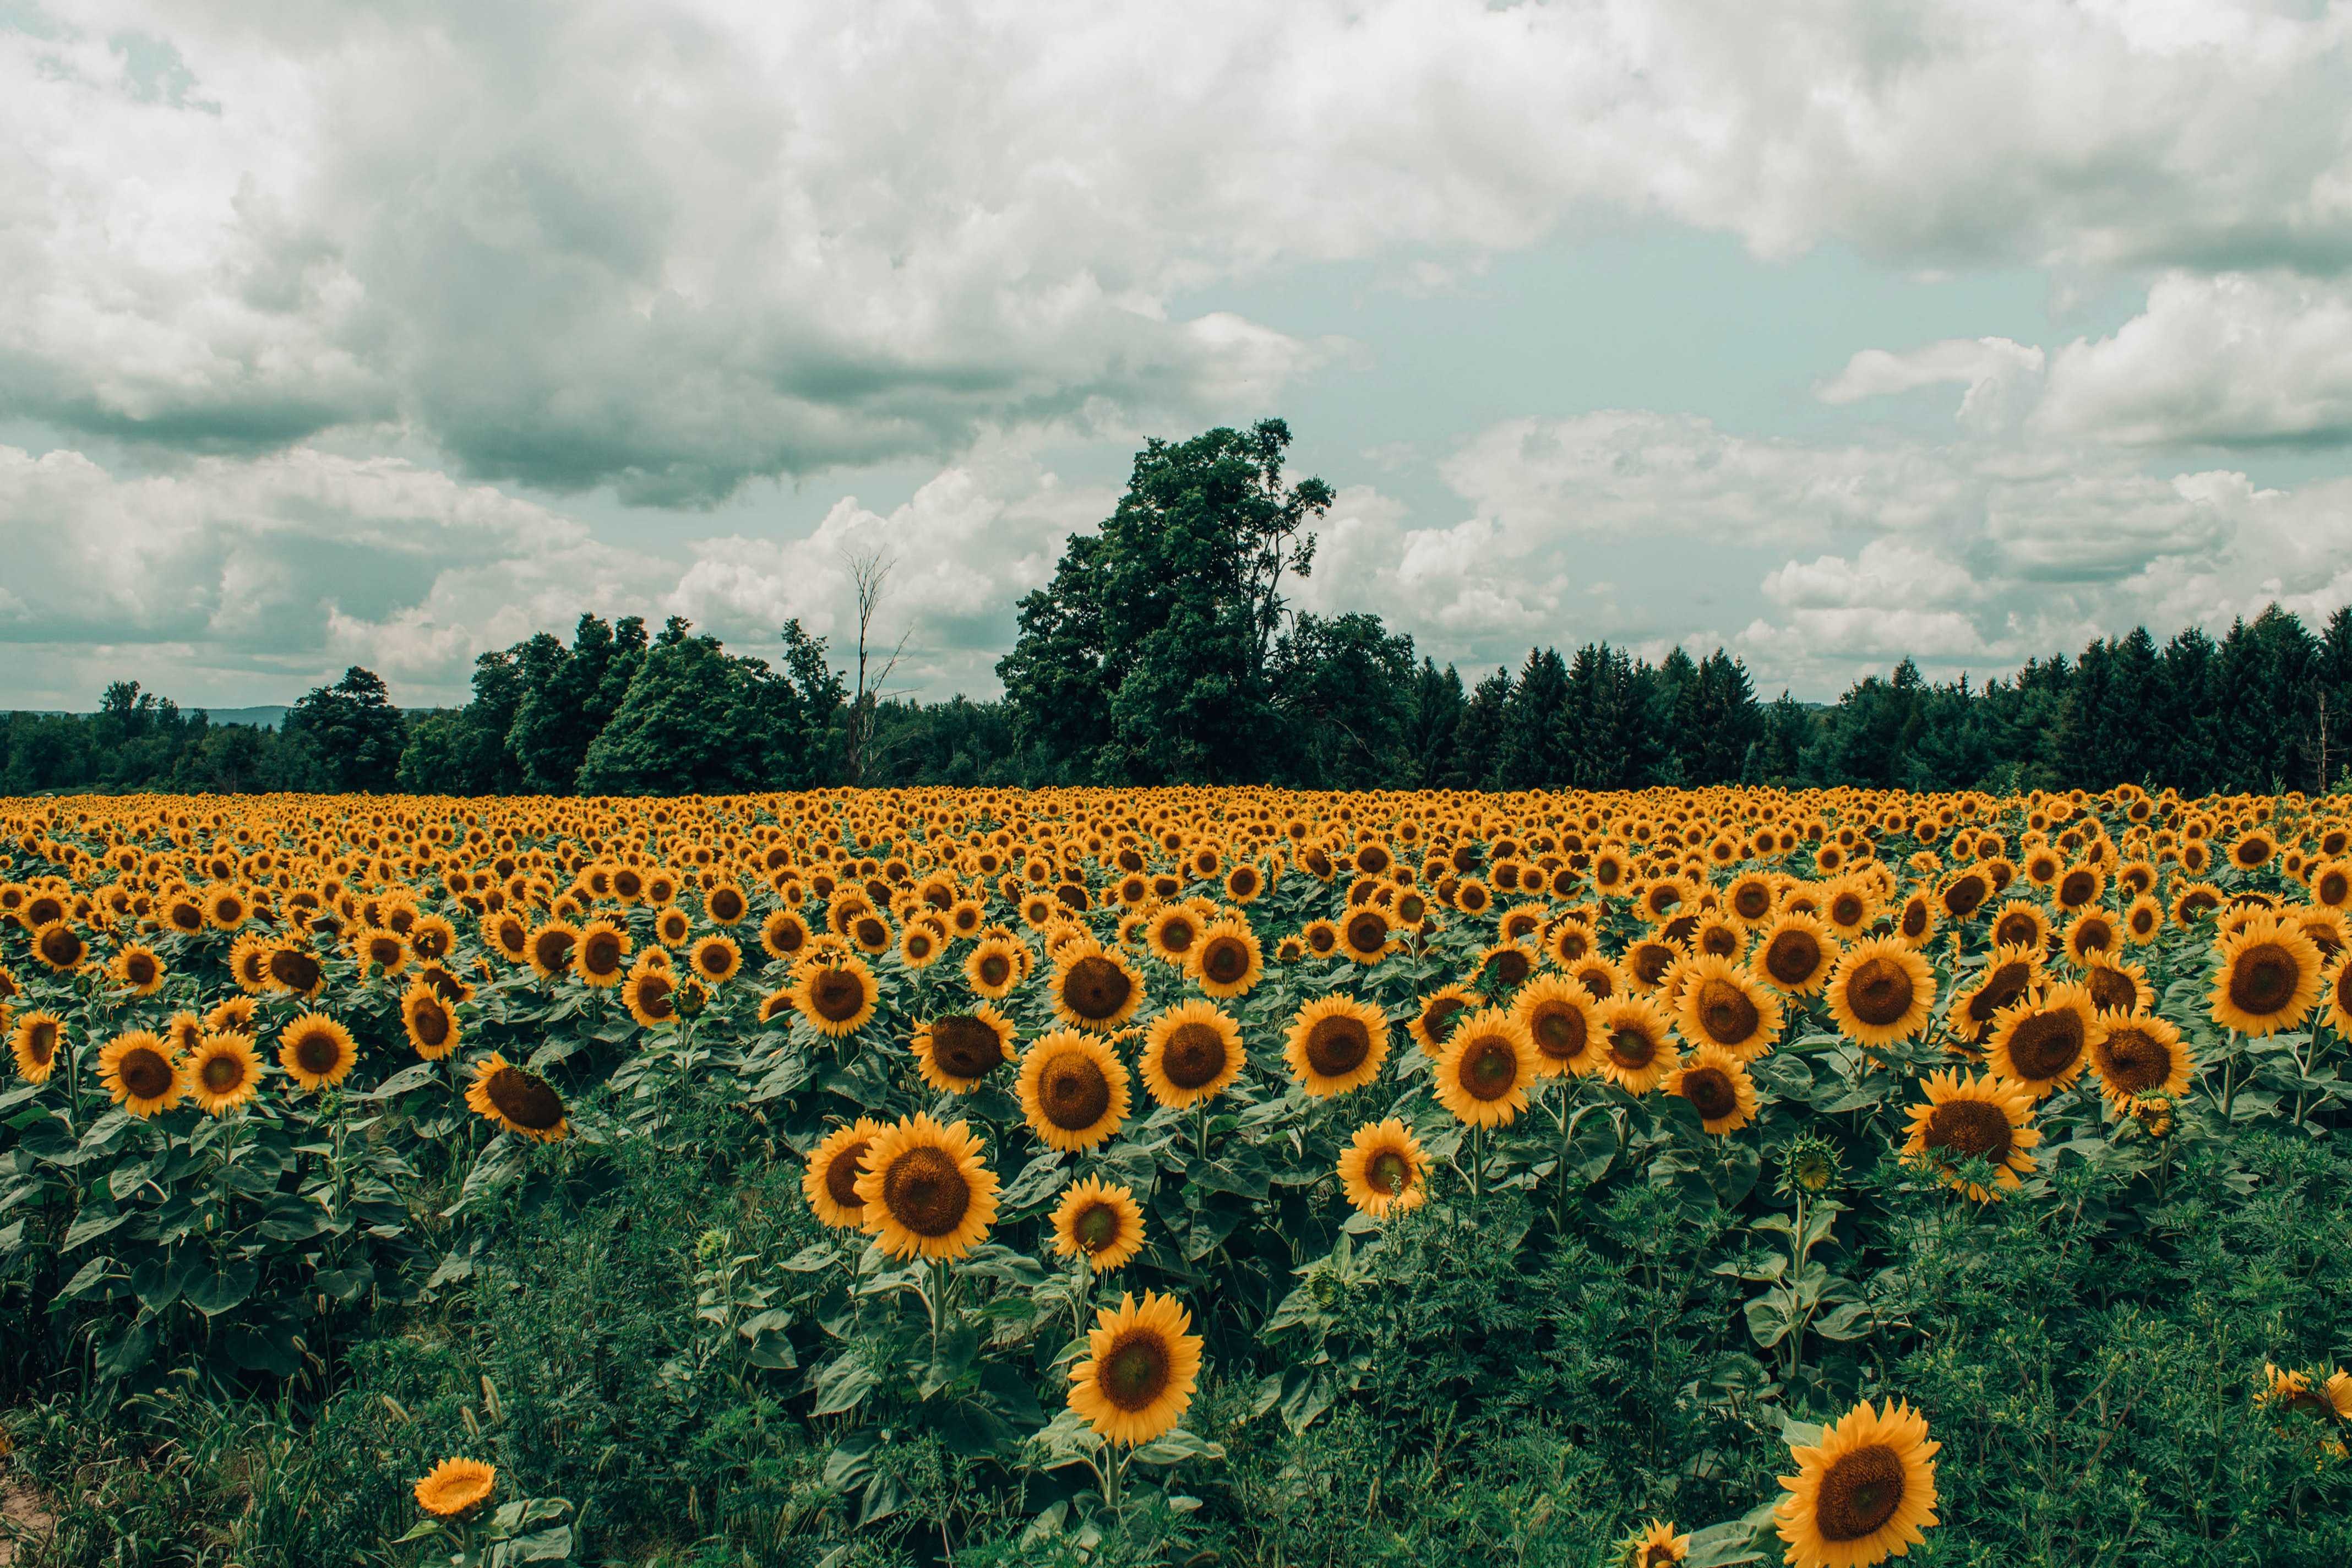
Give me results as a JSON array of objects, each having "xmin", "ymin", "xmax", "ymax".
[
  {"xmin": 9, "ymin": 1, "xmax": 2352, "ymax": 502},
  {"xmin": 1818, "ymin": 338, "xmax": 2046, "ymax": 434}
]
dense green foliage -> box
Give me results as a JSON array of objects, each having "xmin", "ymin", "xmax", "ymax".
[{"xmin": 8, "ymin": 420, "xmax": 2352, "ymax": 798}]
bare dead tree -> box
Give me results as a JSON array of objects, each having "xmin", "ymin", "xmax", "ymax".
[{"xmin": 845, "ymin": 550, "xmax": 911, "ymax": 785}]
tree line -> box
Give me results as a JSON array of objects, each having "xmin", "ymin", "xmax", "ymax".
[{"xmin": 6, "ymin": 420, "xmax": 2350, "ymax": 798}]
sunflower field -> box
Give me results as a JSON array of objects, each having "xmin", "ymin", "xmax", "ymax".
[{"xmin": 4, "ymin": 785, "xmax": 2352, "ymax": 1567}]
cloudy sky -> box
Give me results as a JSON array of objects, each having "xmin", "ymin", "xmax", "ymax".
[{"xmin": 7, "ymin": 0, "xmax": 2352, "ymax": 713}]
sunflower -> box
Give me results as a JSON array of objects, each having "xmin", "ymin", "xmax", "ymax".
[
  {"xmin": 1338, "ymin": 1118, "xmax": 1430, "ymax": 1217},
  {"xmin": 1140, "ymin": 999, "xmax": 1245, "ymax": 1109},
  {"xmin": 30, "ymin": 920, "xmax": 86, "ymax": 972},
  {"xmin": 108, "ymin": 942, "xmax": 165, "ymax": 996},
  {"xmin": 1336, "ymin": 905, "xmax": 1395, "ymax": 964},
  {"xmin": 527, "ymin": 920, "xmax": 580, "ymax": 981},
  {"xmin": 12, "ymin": 1010, "xmax": 64, "ymax": 1082},
  {"xmin": 1902, "ymin": 1069, "xmax": 2040, "ymax": 1200},
  {"xmin": 965, "ymin": 935, "xmax": 1025, "ymax": 999},
  {"xmin": 1191, "ymin": 919, "xmax": 1264, "ymax": 999},
  {"xmin": 758, "ymin": 907, "xmax": 811, "ymax": 963},
  {"xmin": 1663, "ymin": 1043, "xmax": 1759, "ymax": 1134},
  {"xmin": 1986, "ymin": 982, "xmax": 2097, "ymax": 1098},
  {"xmin": 1989, "ymin": 899, "xmax": 2050, "ymax": 955},
  {"xmin": 1515, "ymin": 974, "xmax": 1602, "ymax": 1077},
  {"xmin": 2328, "ymin": 954, "xmax": 2352, "ymax": 1037},
  {"xmin": 1946, "ymin": 943, "xmax": 2044, "ymax": 1049},
  {"xmin": 910, "ymin": 1003, "xmax": 1016, "ymax": 1093},
  {"xmin": 186, "ymin": 1032, "xmax": 264, "ymax": 1115},
  {"xmin": 1145, "ymin": 905, "xmax": 1204, "ymax": 967},
  {"xmin": 1565, "ymin": 955, "xmax": 1625, "ymax": 1002},
  {"xmin": 484, "ymin": 911, "xmax": 531, "ymax": 965},
  {"xmin": 1752, "ymin": 912, "xmax": 1838, "ymax": 996},
  {"xmin": 464, "ymin": 1052, "xmax": 570, "ymax": 1142},
  {"xmin": 99, "ymin": 1030, "xmax": 182, "ymax": 1117},
  {"xmin": 2209, "ymin": 916, "xmax": 2323, "ymax": 1037},
  {"xmin": 165, "ymin": 1010, "xmax": 205, "ymax": 1060},
  {"xmin": 623, "ymin": 956, "xmax": 678, "ymax": 1028},
  {"xmin": 654, "ymin": 905, "xmax": 694, "ymax": 948},
  {"xmin": 574, "ymin": 919, "xmax": 631, "ymax": 988},
  {"xmin": 1620, "ymin": 1520, "xmax": 1691, "ymax": 1567},
  {"xmin": 689, "ymin": 933, "xmax": 743, "ymax": 986},
  {"xmin": 1068, "ymin": 1291, "xmax": 1204, "ymax": 1446},
  {"xmin": 1594, "ymin": 996, "xmax": 1683, "ymax": 1096},
  {"xmin": 1049, "ymin": 941, "xmax": 1145, "ymax": 1032},
  {"xmin": 1409, "ymin": 983, "xmax": 1485, "ymax": 1058},
  {"xmin": 266, "ymin": 941, "xmax": 327, "ymax": 998},
  {"xmin": 2087, "ymin": 1011, "xmax": 2191, "ymax": 1109},
  {"xmin": 1281, "ymin": 994, "xmax": 1390, "ymax": 1096},
  {"xmin": 413, "ymin": 1456, "xmax": 497, "ymax": 1519},
  {"xmin": 791, "ymin": 956, "xmax": 879, "ymax": 1036},
  {"xmin": 1892, "ymin": 892, "xmax": 1937, "ymax": 948},
  {"xmin": 277, "ymin": 1014, "xmax": 358, "ymax": 1092},
  {"xmin": 1823, "ymin": 938, "xmax": 1935, "ymax": 1050},
  {"xmin": 1774, "ymin": 1398, "xmax": 1940, "ymax": 1568},
  {"xmin": 401, "ymin": 980, "xmax": 461, "ymax": 1060},
  {"xmin": 854, "ymin": 1113, "xmax": 1000, "ymax": 1261},
  {"xmin": 1052, "ymin": 1176, "xmax": 1147, "ymax": 1270},
  {"xmin": 2079, "ymin": 954, "xmax": 2149, "ymax": 1016},
  {"xmin": 802, "ymin": 1117, "xmax": 884, "ymax": 1229},
  {"xmin": 1433, "ymin": 1008, "xmax": 1537, "ymax": 1128},
  {"xmin": 1724, "ymin": 871, "xmax": 1778, "ymax": 927},
  {"xmin": 1019, "ymin": 1030, "xmax": 1132, "ymax": 1151},
  {"xmin": 1674, "ymin": 953, "xmax": 1784, "ymax": 1059}
]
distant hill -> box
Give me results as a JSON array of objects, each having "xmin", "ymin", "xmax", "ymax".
[{"xmin": 198, "ymin": 706, "xmax": 291, "ymax": 729}]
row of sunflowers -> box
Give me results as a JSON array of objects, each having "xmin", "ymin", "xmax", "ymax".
[{"xmin": 4, "ymin": 782, "xmax": 2352, "ymax": 1565}]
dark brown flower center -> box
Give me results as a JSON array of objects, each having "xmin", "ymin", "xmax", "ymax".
[
  {"xmin": 2226, "ymin": 943, "xmax": 2298, "ymax": 1016},
  {"xmin": 532, "ymin": 930, "xmax": 575, "ymax": 970},
  {"xmin": 1039, "ymin": 1053, "xmax": 1113, "ymax": 1131},
  {"xmin": 1345, "ymin": 911, "xmax": 1390, "ymax": 955},
  {"xmin": 1459, "ymin": 1036, "xmax": 1518, "ymax": 1100},
  {"xmin": 2086, "ymin": 966, "xmax": 2136, "ymax": 1013},
  {"xmin": 1943, "ymin": 873, "xmax": 1989, "ymax": 918},
  {"xmin": 1925, "ymin": 1097, "xmax": 2013, "ymax": 1160},
  {"xmin": 292, "ymin": 1028, "xmax": 345, "ymax": 1077},
  {"xmin": 1160, "ymin": 1021, "xmax": 1229, "ymax": 1090},
  {"xmin": 1815, "ymin": 1442, "xmax": 1907, "ymax": 1542},
  {"xmin": 882, "ymin": 1145, "xmax": 970, "ymax": 1236},
  {"xmin": 2058, "ymin": 870, "xmax": 2097, "ymax": 907},
  {"xmin": 487, "ymin": 1065, "xmax": 564, "ymax": 1130},
  {"xmin": 1608, "ymin": 1025, "xmax": 1658, "ymax": 1071},
  {"xmin": 1159, "ymin": 918, "xmax": 1196, "ymax": 954},
  {"xmin": 1421, "ymin": 994, "xmax": 1468, "ymax": 1045},
  {"xmin": 39, "ymin": 927, "xmax": 83, "ymax": 967},
  {"xmin": 1529, "ymin": 1000, "xmax": 1588, "ymax": 1061},
  {"xmin": 2006, "ymin": 1009, "xmax": 2085, "ymax": 1080},
  {"xmin": 1060, "ymin": 956, "xmax": 1133, "ymax": 1021},
  {"xmin": 411, "ymin": 1000, "xmax": 450, "ymax": 1047},
  {"xmin": 1844, "ymin": 958, "xmax": 1914, "ymax": 1027},
  {"xmin": 270, "ymin": 948, "xmax": 322, "ymax": 993},
  {"xmin": 634, "ymin": 972, "xmax": 674, "ymax": 1019},
  {"xmin": 201, "ymin": 1052, "xmax": 247, "ymax": 1093},
  {"xmin": 1074, "ymin": 1201, "xmax": 1120, "ymax": 1253},
  {"xmin": 1366, "ymin": 1149, "xmax": 1411, "ymax": 1196},
  {"xmin": 2097, "ymin": 1025, "xmax": 2171, "ymax": 1091},
  {"xmin": 1995, "ymin": 912, "xmax": 2041, "ymax": 949},
  {"xmin": 1489, "ymin": 949, "xmax": 1533, "ymax": 988},
  {"xmin": 930, "ymin": 1016, "xmax": 1005, "ymax": 1079},
  {"xmin": 24, "ymin": 1021, "xmax": 57, "ymax": 1065},
  {"xmin": 710, "ymin": 888, "xmax": 745, "ymax": 921},
  {"xmin": 1733, "ymin": 883, "xmax": 1773, "ymax": 920},
  {"xmin": 824, "ymin": 1141, "xmax": 870, "ymax": 1210},
  {"xmin": 119, "ymin": 1046, "xmax": 175, "ymax": 1101},
  {"xmin": 1200, "ymin": 938, "xmax": 1250, "ymax": 985},
  {"xmin": 1695, "ymin": 978, "xmax": 1761, "ymax": 1044},
  {"xmin": 1763, "ymin": 930, "xmax": 1822, "ymax": 986},
  {"xmin": 581, "ymin": 932, "xmax": 624, "ymax": 975},
  {"xmin": 1304, "ymin": 1013, "xmax": 1371, "ymax": 1076},
  {"xmin": 1681, "ymin": 1066, "xmax": 1739, "ymax": 1122},
  {"xmin": 1098, "ymin": 1330, "xmax": 1172, "ymax": 1411},
  {"xmin": 809, "ymin": 968, "xmax": 868, "ymax": 1022},
  {"xmin": 1967, "ymin": 961, "xmax": 2033, "ymax": 1023}
]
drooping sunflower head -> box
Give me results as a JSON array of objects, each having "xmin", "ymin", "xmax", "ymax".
[
  {"xmin": 1902, "ymin": 1067, "xmax": 2040, "ymax": 1200},
  {"xmin": 1514, "ymin": 974, "xmax": 1601, "ymax": 1077},
  {"xmin": 912, "ymin": 1004, "xmax": 1016, "ymax": 1092},
  {"xmin": 1140, "ymin": 999, "xmax": 1245, "ymax": 1108},
  {"xmin": 1281, "ymin": 994, "xmax": 1390, "ymax": 1096},
  {"xmin": 2209, "ymin": 916, "xmax": 2323, "ymax": 1038},
  {"xmin": 802, "ymin": 1117, "xmax": 884, "ymax": 1228},
  {"xmin": 1434, "ymin": 1008, "xmax": 1537, "ymax": 1128},
  {"xmin": 623, "ymin": 955, "xmax": 678, "ymax": 1029},
  {"xmin": 99, "ymin": 1029, "xmax": 182, "ymax": 1117},
  {"xmin": 2079, "ymin": 955, "xmax": 2148, "ymax": 1016},
  {"xmin": 1337, "ymin": 1118, "xmax": 1430, "ymax": 1217},
  {"xmin": 1664, "ymin": 1043, "xmax": 1759, "ymax": 1135},
  {"xmin": 1773, "ymin": 1398, "xmax": 1941, "ymax": 1568},
  {"xmin": 1048, "ymin": 941, "xmax": 1144, "ymax": 1032},
  {"xmin": 1594, "ymin": 995, "xmax": 1683, "ymax": 1096},
  {"xmin": 1052, "ymin": 1175, "xmax": 1146, "ymax": 1270},
  {"xmin": 1068, "ymin": 1290, "xmax": 1205, "ymax": 1447},
  {"xmin": 853, "ymin": 1113, "xmax": 1000, "ymax": 1261},
  {"xmin": 464, "ymin": 1052, "xmax": 570, "ymax": 1142},
  {"xmin": 276, "ymin": 1013, "xmax": 358, "ymax": 1093},
  {"xmin": 1947, "ymin": 943, "xmax": 2044, "ymax": 1047},
  {"xmin": 1824, "ymin": 937, "xmax": 1935, "ymax": 1050},
  {"xmin": 1408, "ymin": 982, "xmax": 1484, "ymax": 1059},
  {"xmin": 11, "ymin": 1010, "xmax": 64, "ymax": 1084},
  {"xmin": 1674, "ymin": 953, "xmax": 1785, "ymax": 1059}
]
